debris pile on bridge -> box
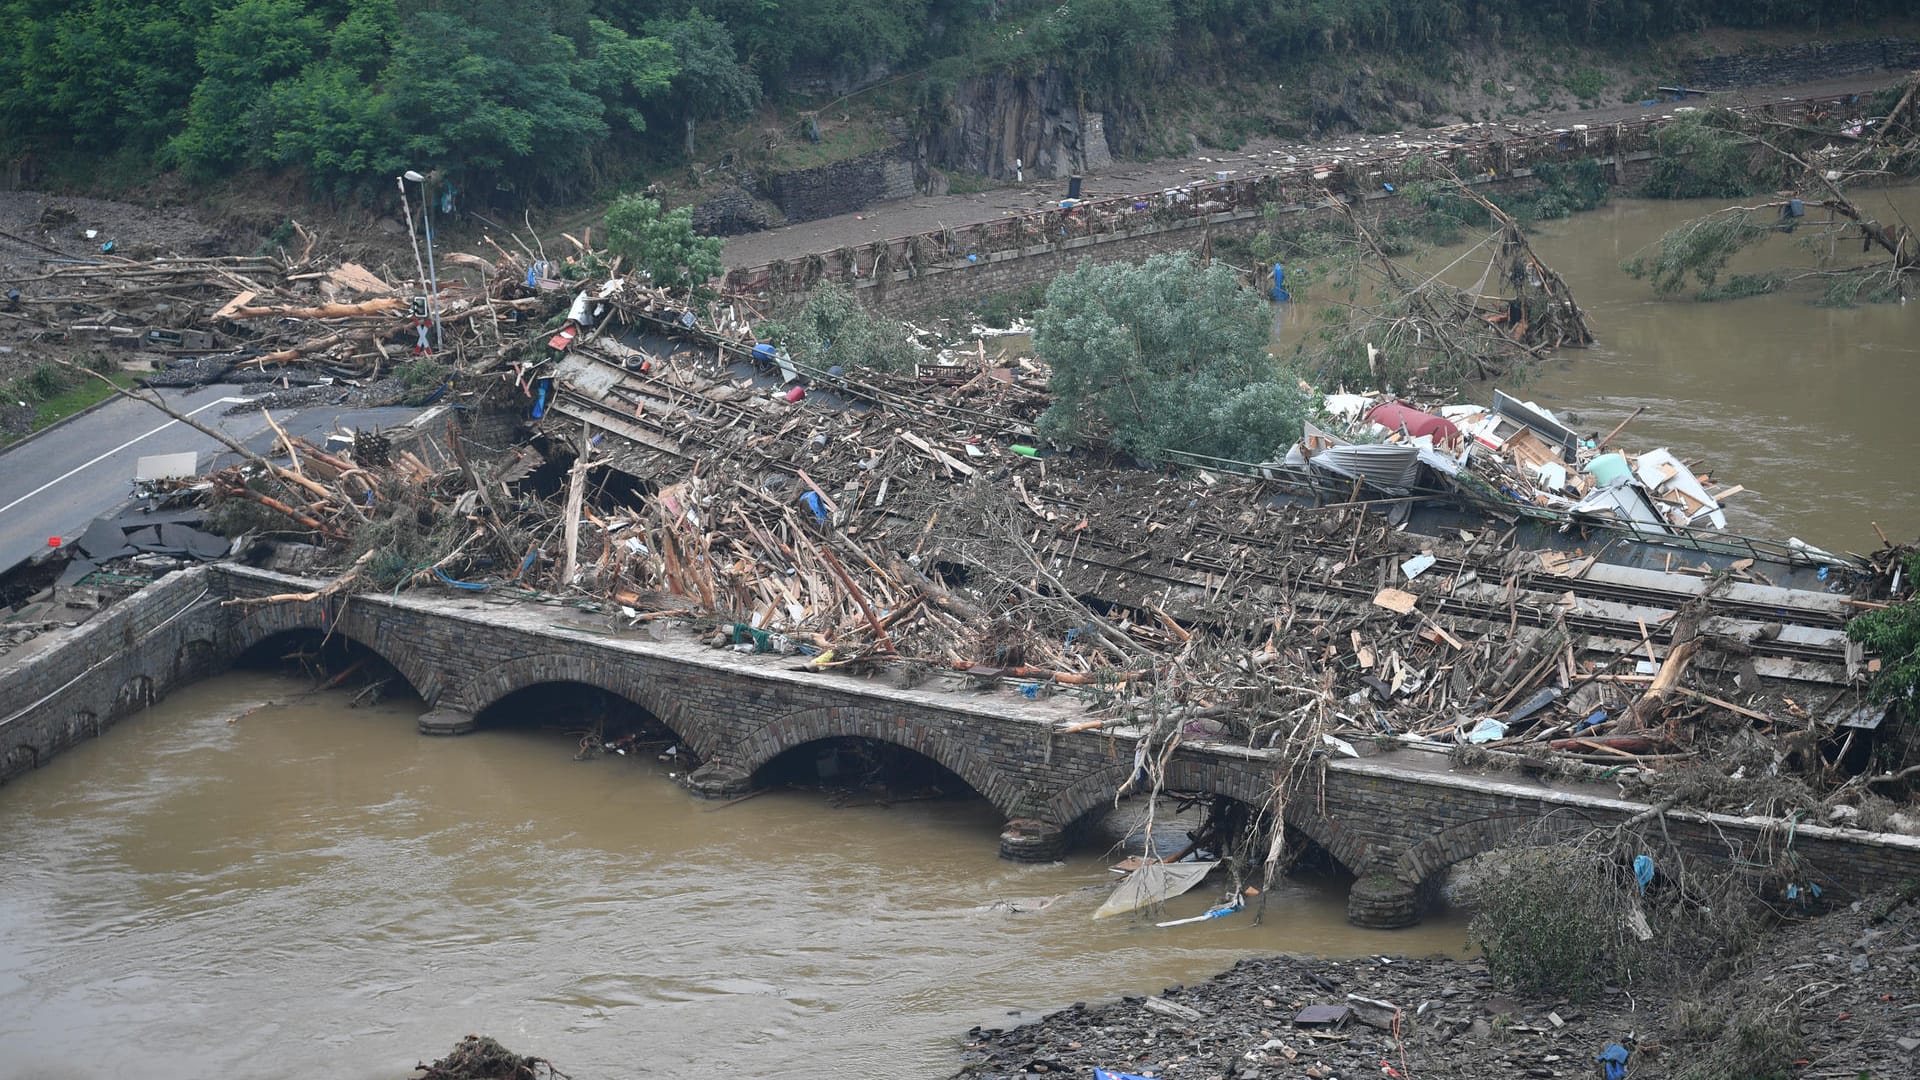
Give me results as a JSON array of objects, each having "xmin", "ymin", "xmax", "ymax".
[
  {"xmin": 59, "ymin": 211, "xmax": 1890, "ymax": 828},
  {"xmin": 177, "ymin": 266, "xmax": 1901, "ymax": 813},
  {"xmin": 1283, "ymin": 386, "xmax": 1752, "ymax": 539}
]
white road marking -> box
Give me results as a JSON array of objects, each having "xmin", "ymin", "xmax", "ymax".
[{"xmin": 0, "ymin": 396, "xmax": 252, "ymax": 518}]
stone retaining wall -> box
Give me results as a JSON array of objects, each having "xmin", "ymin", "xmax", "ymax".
[
  {"xmin": 1684, "ymin": 37, "xmax": 1920, "ymax": 90},
  {"xmin": 765, "ymin": 147, "xmax": 918, "ymax": 226},
  {"xmin": 0, "ymin": 568, "xmax": 223, "ymax": 784}
]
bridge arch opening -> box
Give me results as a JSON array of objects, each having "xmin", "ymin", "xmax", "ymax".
[
  {"xmin": 752, "ymin": 737, "xmax": 987, "ymax": 809},
  {"xmin": 234, "ymin": 629, "xmax": 422, "ymax": 706},
  {"xmin": 470, "ymin": 681, "xmax": 691, "ymax": 762},
  {"xmin": 1069, "ymin": 790, "xmax": 1287, "ymax": 874}
]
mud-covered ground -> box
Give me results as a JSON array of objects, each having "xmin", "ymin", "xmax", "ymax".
[{"xmin": 952, "ymin": 894, "xmax": 1920, "ymax": 1079}]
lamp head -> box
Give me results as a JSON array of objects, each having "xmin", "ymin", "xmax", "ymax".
[{"xmin": 403, "ymin": 170, "xmax": 426, "ymax": 182}]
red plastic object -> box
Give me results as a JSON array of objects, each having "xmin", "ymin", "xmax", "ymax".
[
  {"xmin": 1366, "ymin": 401, "xmax": 1461, "ymax": 445},
  {"xmin": 783, "ymin": 385, "xmax": 806, "ymax": 403},
  {"xmin": 46, "ymin": 536, "xmax": 60, "ymax": 547}
]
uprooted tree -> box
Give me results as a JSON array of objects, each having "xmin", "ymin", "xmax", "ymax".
[
  {"xmin": 1283, "ymin": 164, "xmax": 1593, "ymax": 391},
  {"xmin": 1623, "ymin": 78, "xmax": 1920, "ymax": 305}
]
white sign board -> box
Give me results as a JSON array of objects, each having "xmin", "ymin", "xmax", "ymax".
[{"xmin": 134, "ymin": 451, "xmax": 200, "ymax": 481}]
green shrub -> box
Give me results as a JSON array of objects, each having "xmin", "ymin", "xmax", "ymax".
[
  {"xmin": 760, "ymin": 283, "xmax": 920, "ymax": 375},
  {"xmin": 1032, "ymin": 252, "xmax": 1308, "ymax": 462},
  {"xmin": 22, "ymin": 363, "xmax": 70, "ymax": 399},
  {"xmin": 1848, "ymin": 553, "xmax": 1920, "ymax": 707},
  {"xmin": 1466, "ymin": 846, "xmax": 1646, "ymax": 999}
]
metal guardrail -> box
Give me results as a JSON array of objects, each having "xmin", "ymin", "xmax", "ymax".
[{"xmin": 722, "ymin": 90, "xmax": 1880, "ymax": 298}]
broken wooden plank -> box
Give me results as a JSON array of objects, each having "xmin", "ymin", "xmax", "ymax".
[{"xmin": 1372, "ymin": 587, "xmax": 1418, "ymax": 614}]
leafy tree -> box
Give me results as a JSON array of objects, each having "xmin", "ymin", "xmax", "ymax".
[
  {"xmin": 780, "ymin": 0, "xmax": 927, "ymax": 85},
  {"xmin": 759, "ymin": 283, "xmax": 920, "ymax": 374},
  {"xmin": 653, "ymin": 9, "xmax": 760, "ymax": 157},
  {"xmin": 169, "ymin": 0, "xmax": 326, "ymax": 171},
  {"xmin": 1033, "ymin": 253, "xmax": 1307, "ymax": 462},
  {"xmin": 1848, "ymin": 552, "xmax": 1920, "ymax": 709},
  {"xmin": 602, "ymin": 194, "xmax": 723, "ymax": 289},
  {"xmin": 578, "ymin": 17, "xmax": 679, "ymax": 138},
  {"xmin": 1638, "ymin": 111, "xmax": 1780, "ymax": 200},
  {"xmin": 28, "ymin": 0, "xmax": 212, "ymax": 150},
  {"xmin": 261, "ymin": 60, "xmax": 402, "ymax": 185}
]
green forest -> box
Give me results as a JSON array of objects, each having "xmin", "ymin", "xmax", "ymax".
[{"xmin": 0, "ymin": 0, "xmax": 1903, "ymax": 200}]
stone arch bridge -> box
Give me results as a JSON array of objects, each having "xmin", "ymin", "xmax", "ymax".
[{"xmin": 5, "ymin": 565, "xmax": 1919, "ymax": 927}]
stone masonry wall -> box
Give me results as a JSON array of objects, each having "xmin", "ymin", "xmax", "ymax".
[
  {"xmin": 0, "ymin": 567, "xmax": 225, "ymax": 785},
  {"xmin": 854, "ymin": 156, "xmax": 1659, "ymax": 315},
  {"xmin": 1684, "ymin": 38, "xmax": 1920, "ymax": 90},
  {"xmin": 8, "ymin": 563, "xmax": 1920, "ymax": 925},
  {"xmin": 765, "ymin": 148, "xmax": 918, "ymax": 225}
]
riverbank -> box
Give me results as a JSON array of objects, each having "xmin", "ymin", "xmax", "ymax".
[
  {"xmin": 714, "ymin": 70, "xmax": 1908, "ymax": 275},
  {"xmin": 952, "ymin": 890, "xmax": 1920, "ymax": 1079}
]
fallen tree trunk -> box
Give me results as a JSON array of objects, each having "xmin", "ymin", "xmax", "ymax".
[{"xmin": 229, "ymin": 298, "xmax": 409, "ymax": 319}]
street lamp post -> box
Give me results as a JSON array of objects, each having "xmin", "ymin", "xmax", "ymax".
[{"xmin": 403, "ymin": 170, "xmax": 442, "ymax": 350}]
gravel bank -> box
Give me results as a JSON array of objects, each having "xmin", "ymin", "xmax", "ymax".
[{"xmin": 951, "ymin": 893, "xmax": 1920, "ymax": 1079}]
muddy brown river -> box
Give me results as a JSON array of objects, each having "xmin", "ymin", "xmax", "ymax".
[
  {"xmin": 1492, "ymin": 186, "xmax": 1920, "ymax": 550},
  {"xmin": 0, "ymin": 674, "xmax": 1471, "ymax": 1080}
]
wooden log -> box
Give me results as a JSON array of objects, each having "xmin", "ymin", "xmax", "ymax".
[
  {"xmin": 560, "ymin": 423, "xmax": 591, "ymax": 587},
  {"xmin": 819, "ymin": 545, "xmax": 895, "ymax": 654},
  {"xmin": 229, "ymin": 298, "xmax": 408, "ymax": 319},
  {"xmin": 1632, "ymin": 638, "xmax": 1699, "ymax": 726}
]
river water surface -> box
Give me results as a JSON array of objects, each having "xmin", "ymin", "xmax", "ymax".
[
  {"xmin": 1488, "ymin": 186, "xmax": 1920, "ymax": 550},
  {"xmin": 0, "ymin": 674, "xmax": 1470, "ymax": 1080},
  {"xmin": 1327, "ymin": 185, "xmax": 1920, "ymax": 551}
]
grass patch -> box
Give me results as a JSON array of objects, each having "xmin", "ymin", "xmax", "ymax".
[
  {"xmin": 1, "ymin": 365, "xmax": 143, "ymax": 446},
  {"xmin": 943, "ymin": 171, "xmax": 998, "ymax": 196},
  {"xmin": 1563, "ymin": 67, "xmax": 1606, "ymax": 100}
]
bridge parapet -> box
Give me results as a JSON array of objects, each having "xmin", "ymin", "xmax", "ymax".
[{"xmin": 6, "ymin": 563, "xmax": 1919, "ymax": 928}]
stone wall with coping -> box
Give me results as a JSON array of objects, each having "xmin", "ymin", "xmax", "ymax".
[
  {"xmin": 0, "ymin": 567, "xmax": 224, "ymax": 784},
  {"xmin": 8, "ymin": 562, "xmax": 1920, "ymax": 927},
  {"xmin": 853, "ymin": 155, "xmax": 1658, "ymax": 315}
]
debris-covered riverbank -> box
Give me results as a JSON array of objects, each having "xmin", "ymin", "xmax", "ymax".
[{"xmin": 952, "ymin": 889, "xmax": 1920, "ymax": 1079}]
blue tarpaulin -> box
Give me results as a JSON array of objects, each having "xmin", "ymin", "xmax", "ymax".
[{"xmin": 802, "ymin": 491, "xmax": 829, "ymax": 523}]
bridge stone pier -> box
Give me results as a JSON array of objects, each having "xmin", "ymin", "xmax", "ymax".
[{"xmin": 6, "ymin": 564, "xmax": 1920, "ymax": 928}]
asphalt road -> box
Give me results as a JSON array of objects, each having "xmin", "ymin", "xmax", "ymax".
[{"xmin": 0, "ymin": 385, "xmax": 424, "ymax": 576}]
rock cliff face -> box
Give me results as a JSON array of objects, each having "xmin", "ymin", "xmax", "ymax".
[
  {"xmin": 920, "ymin": 67, "xmax": 1112, "ymax": 180},
  {"xmin": 1307, "ymin": 67, "xmax": 1447, "ymax": 134}
]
